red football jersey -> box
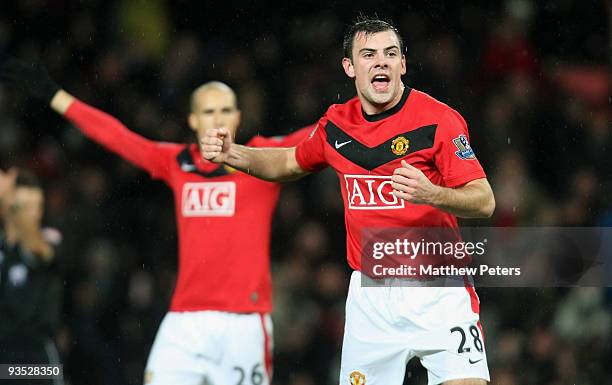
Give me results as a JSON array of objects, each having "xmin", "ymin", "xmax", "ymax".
[
  {"xmin": 65, "ymin": 100, "xmax": 311, "ymax": 313},
  {"xmin": 295, "ymin": 87, "xmax": 486, "ymax": 271}
]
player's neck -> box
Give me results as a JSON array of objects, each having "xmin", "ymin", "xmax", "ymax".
[{"xmin": 361, "ymin": 85, "xmax": 406, "ymax": 115}]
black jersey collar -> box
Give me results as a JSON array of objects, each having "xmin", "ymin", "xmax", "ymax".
[
  {"xmin": 361, "ymin": 85, "xmax": 411, "ymax": 122},
  {"xmin": 176, "ymin": 145, "xmax": 231, "ymax": 178}
]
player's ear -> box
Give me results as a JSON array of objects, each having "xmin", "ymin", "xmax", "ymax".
[
  {"xmin": 188, "ymin": 113, "xmax": 198, "ymax": 131},
  {"xmin": 400, "ymin": 54, "xmax": 406, "ymax": 76},
  {"xmin": 342, "ymin": 57, "xmax": 355, "ymax": 78}
]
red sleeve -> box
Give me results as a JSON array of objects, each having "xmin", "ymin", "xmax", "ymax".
[
  {"xmin": 433, "ymin": 109, "xmax": 486, "ymax": 187},
  {"xmin": 64, "ymin": 99, "xmax": 173, "ymax": 181},
  {"xmin": 294, "ymin": 116, "xmax": 329, "ymax": 172},
  {"xmin": 248, "ymin": 123, "xmax": 316, "ymax": 148},
  {"xmin": 280, "ymin": 124, "xmax": 316, "ymax": 146}
]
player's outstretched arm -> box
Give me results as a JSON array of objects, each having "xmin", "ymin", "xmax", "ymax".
[
  {"xmin": 391, "ymin": 160, "xmax": 495, "ymax": 218},
  {"xmin": 1, "ymin": 59, "xmax": 163, "ymax": 174},
  {"xmin": 201, "ymin": 128, "xmax": 308, "ymax": 182}
]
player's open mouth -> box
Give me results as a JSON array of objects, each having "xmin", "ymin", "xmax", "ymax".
[{"xmin": 371, "ymin": 74, "xmax": 390, "ymax": 91}]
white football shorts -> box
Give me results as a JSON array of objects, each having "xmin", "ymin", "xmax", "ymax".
[
  {"xmin": 144, "ymin": 311, "xmax": 273, "ymax": 385},
  {"xmin": 340, "ymin": 271, "xmax": 490, "ymax": 385}
]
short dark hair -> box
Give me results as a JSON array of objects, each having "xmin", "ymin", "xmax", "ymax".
[
  {"xmin": 16, "ymin": 169, "xmax": 42, "ymax": 189},
  {"xmin": 343, "ymin": 16, "xmax": 404, "ymax": 60}
]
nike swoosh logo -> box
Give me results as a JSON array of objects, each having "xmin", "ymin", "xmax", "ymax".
[
  {"xmin": 181, "ymin": 164, "xmax": 196, "ymax": 172},
  {"xmin": 335, "ymin": 140, "xmax": 352, "ymax": 149},
  {"xmin": 469, "ymin": 358, "xmax": 483, "ymax": 364}
]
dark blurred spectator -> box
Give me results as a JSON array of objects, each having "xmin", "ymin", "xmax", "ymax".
[{"xmin": 0, "ymin": 169, "xmax": 63, "ymax": 385}]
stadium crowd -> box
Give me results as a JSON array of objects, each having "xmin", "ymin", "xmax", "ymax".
[{"xmin": 0, "ymin": 1, "xmax": 610, "ymax": 384}]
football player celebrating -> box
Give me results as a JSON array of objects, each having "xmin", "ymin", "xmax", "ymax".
[{"xmin": 201, "ymin": 17, "xmax": 495, "ymax": 385}]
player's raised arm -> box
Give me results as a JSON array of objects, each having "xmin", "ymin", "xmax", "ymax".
[
  {"xmin": 0, "ymin": 58, "xmax": 166, "ymax": 176},
  {"xmin": 201, "ymin": 127, "xmax": 309, "ymax": 182}
]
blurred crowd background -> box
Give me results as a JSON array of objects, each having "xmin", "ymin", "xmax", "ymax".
[{"xmin": 0, "ymin": 0, "xmax": 610, "ymax": 384}]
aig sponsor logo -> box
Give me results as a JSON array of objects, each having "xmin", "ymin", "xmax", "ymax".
[
  {"xmin": 344, "ymin": 175, "xmax": 404, "ymax": 210},
  {"xmin": 182, "ymin": 182, "xmax": 236, "ymax": 217}
]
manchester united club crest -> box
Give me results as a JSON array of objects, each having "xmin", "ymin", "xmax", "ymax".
[
  {"xmin": 391, "ymin": 136, "xmax": 409, "ymax": 156},
  {"xmin": 349, "ymin": 371, "xmax": 366, "ymax": 385},
  {"xmin": 223, "ymin": 164, "xmax": 237, "ymax": 173}
]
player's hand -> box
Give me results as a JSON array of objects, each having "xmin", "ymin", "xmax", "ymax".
[
  {"xmin": 0, "ymin": 58, "xmax": 60, "ymax": 103},
  {"xmin": 391, "ymin": 160, "xmax": 440, "ymax": 205},
  {"xmin": 200, "ymin": 127, "xmax": 233, "ymax": 163}
]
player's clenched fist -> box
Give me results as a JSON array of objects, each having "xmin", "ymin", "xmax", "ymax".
[
  {"xmin": 391, "ymin": 160, "xmax": 440, "ymax": 205},
  {"xmin": 200, "ymin": 127, "xmax": 232, "ymax": 163}
]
